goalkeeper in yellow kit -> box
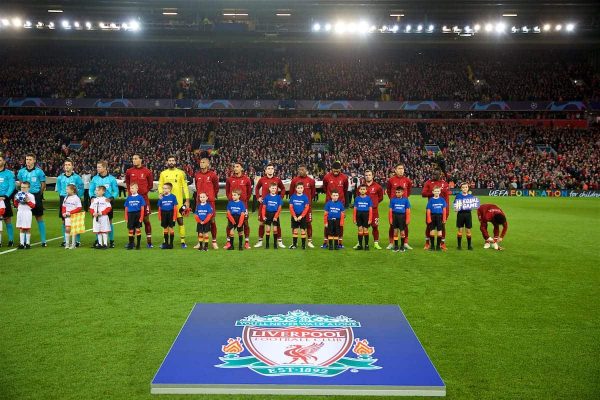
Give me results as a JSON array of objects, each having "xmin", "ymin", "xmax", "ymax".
[{"xmin": 158, "ymin": 156, "xmax": 191, "ymax": 248}]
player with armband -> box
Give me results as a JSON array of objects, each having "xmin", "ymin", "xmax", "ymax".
[{"xmin": 453, "ymin": 182, "xmax": 479, "ymax": 250}]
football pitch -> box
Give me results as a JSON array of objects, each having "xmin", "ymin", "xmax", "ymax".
[{"xmin": 1, "ymin": 192, "xmax": 598, "ymax": 399}]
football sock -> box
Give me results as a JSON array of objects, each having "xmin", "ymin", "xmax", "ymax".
[
  {"xmin": 259, "ymin": 225, "xmax": 264, "ymax": 239},
  {"xmin": 293, "ymin": 237, "xmax": 298, "ymax": 246},
  {"xmin": 265, "ymin": 234, "xmax": 270, "ymax": 247},
  {"xmin": 394, "ymin": 238, "xmax": 398, "ymax": 248},
  {"xmin": 6, "ymin": 223, "xmax": 14, "ymax": 241},
  {"xmin": 429, "ymin": 236, "xmax": 435, "ymax": 248},
  {"xmin": 25, "ymin": 232, "xmax": 31, "ymax": 245},
  {"xmin": 179, "ymin": 225, "xmax": 186, "ymax": 243},
  {"xmin": 436, "ymin": 237, "xmax": 442, "ymax": 249},
  {"xmin": 20, "ymin": 232, "xmax": 25, "ymax": 244},
  {"xmin": 307, "ymin": 224, "xmax": 312, "ymax": 240},
  {"xmin": 211, "ymin": 221, "xmax": 217, "ymax": 240},
  {"xmin": 364, "ymin": 234, "xmax": 369, "ymax": 246},
  {"xmin": 108, "ymin": 224, "xmax": 114, "ymax": 241},
  {"xmin": 301, "ymin": 238, "xmax": 306, "ymax": 248},
  {"xmin": 163, "ymin": 229, "xmax": 168, "ymax": 244},
  {"xmin": 401, "ymin": 237, "xmax": 405, "ymax": 248},
  {"xmin": 457, "ymin": 235, "xmax": 462, "ymax": 247},
  {"xmin": 61, "ymin": 224, "xmax": 65, "ymax": 238},
  {"xmin": 238, "ymin": 235, "xmax": 243, "ymax": 248},
  {"xmin": 65, "ymin": 233, "xmax": 70, "ymax": 245},
  {"xmin": 467, "ymin": 235, "xmax": 472, "ymax": 246},
  {"xmin": 358, "ymin": 234, "xmax": 363, "ymax": 246},
  {"xmin": 128, "ymin": 230, "xmax": 134, "ymax": 245},
  {"xmin": 144, "ymin": 220, "xmax": 152, "ymax": 243},
  {"xmin": 229, "ymin": 236, "xmax": 234, "ymax": 247},
  {"xmin": 76, "ymin": 234, "xmax": 80, "ymax": 243},
  {"xmin": 372, "ymin": 226, "xmax": 379, "ymax": 241},
  {"xmin": 38, "ymin": 220, "xmax": 46, "ymax": 242}
]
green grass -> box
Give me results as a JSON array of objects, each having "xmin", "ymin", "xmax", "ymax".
[{"xmin": 1, "ymin": 192, "xmax": 599, "ymax": 400}]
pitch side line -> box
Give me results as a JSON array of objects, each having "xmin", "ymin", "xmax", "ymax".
[
  {"xmin": 0, "ymin": 208, "xmax": 329, "ymax": 256},
  {"xmin": 0, "ymin": 212, "xmax": 158, "ymax": 256}
]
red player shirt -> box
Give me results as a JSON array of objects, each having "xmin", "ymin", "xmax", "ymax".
[
  {"xmin": 125, "ymin": 166, "xmax": 153, "ymax": 196},
  {"xmin": 290, "ymin": 175, "xmax": 316, "ymax": 204},
  {"xmin": 255, "ymin": 175, "xmax": 286, "ymax": 201},
  {"xmin": 226, "ymin": 174, "xmax": 252, "ymax": 205},
  {"xmin": 194, "ymin": 169, "xmax": 219, "ymax": 203},
  {"xmin": 323, "ymin": 172, "xmax": 349, "ymax": 205},
  {"xmin": 364, "ymin": 181, "xmax": 384, "ymax": 210},
  {"xmin": 477, "ymin": 204, "xmax": 508, "ymax": 238},
  {"xmin": 387, "ymin": 175, "xmax": 413, "ymax": 199}
]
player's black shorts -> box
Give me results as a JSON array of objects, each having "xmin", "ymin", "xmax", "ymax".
[
  {"xmin": 160, "ymin": 210, "xmax": 175, "ymax": 228},
  {"xmin": 264, "ymin": 211, "xmax": 280, "ymax": 226},
  {"xmin": 428, "ymin": 214, "xmax": 444, "ymax": 231},
  {"xmin": 196, "ymin": 222, "xmax": 210, "ymax": 234},
  {"xmin": 2, "ymin": 198, "xmax": 13, "ymax": 218},
  {"xmin": 392, "ymin": 213, "xmax": 407, "ymax": 231},
  {"xmin": 227, "ymin": 215, "xmax": 244, "ymax": 233},
  {"xmin": 356, "ymin": 211, "xmax": 370, "ymax": 228},
  {"xmin": 326, "ymin": 219, "xmax": 341, "ymax": 237},
  {"xmin": 31, "ymin": 192, "xmax": 44, "ymax": 217},
  {"xmin": 127, "ymin": 211, "xmax": 142, "ymax": 230},
  {"xmin": 456, "ymin": 211, "xmax": 472, "ymax": 229},
  {"xmin": 291, "ymin": 216, "xmax": 307, "ymax": 230}
]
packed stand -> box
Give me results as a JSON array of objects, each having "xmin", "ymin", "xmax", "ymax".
[
  {"xmin": 0, "ymin": 44, "xmax": 597, "ymax": 101},
  {"xmin": 0, "ymin": 118, "xmax": 597, "ymax": 190}
]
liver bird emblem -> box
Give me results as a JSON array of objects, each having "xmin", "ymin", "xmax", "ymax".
[{"xmin": 283, "ymin": 342, "xmax": 324, "ymax": 364}]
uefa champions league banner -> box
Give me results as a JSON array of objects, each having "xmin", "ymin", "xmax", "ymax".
[
  {"xmin": 151, "ymin": 304, "xmax": 445, "ymax": 396},
  {"xmin": 1, "ymin": 97, "xmax": 595, "ymax": 112}
]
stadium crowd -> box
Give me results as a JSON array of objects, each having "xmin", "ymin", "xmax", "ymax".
[
  {"xmin": 0, "ymin": 119, "xmax": 597, "ymax": 191},
  {"xmin": 0, "ymin": 45, "xmax": 597, "ymax": 101}
]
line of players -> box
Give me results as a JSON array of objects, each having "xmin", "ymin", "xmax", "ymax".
[{"xmin": 0, "ymin": 153, "xmax": 508, "ymax": 250}]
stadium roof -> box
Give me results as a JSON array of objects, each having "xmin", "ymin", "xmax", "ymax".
[{"xmin": 0, "ymin": 0, "xmax": 598, "ymax": 43}]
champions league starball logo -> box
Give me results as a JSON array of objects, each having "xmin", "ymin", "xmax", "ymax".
[{"xmin": 215, "ymin": 310, "xmax": 381, "ymax": 377}]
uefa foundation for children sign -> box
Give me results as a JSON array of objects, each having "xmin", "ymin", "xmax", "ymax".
[{"xmin": 151, "ymin": 304, "xmax": 445, "ymax": 396}]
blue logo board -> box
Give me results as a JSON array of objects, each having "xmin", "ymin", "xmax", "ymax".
[{"xmin": 151, "ymin": 304, "xmax": 445, "ymax": 396}]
